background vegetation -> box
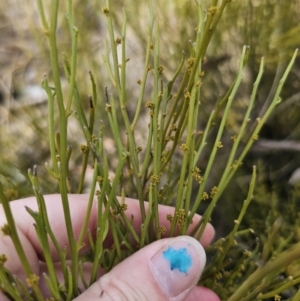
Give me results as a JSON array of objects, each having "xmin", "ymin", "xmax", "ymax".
[{"xmin": 1, "ymin": 0, "xmax": 299, "ymax": 233}]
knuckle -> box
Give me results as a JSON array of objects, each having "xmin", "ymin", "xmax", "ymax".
[{"xmin": 97, "ymin": 273, "xmax": 147, "ymax": 301}]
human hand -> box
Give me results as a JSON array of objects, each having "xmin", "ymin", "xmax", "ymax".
[{"xmin": 0, "ymin": 194, "xmax": 220, "ymax": 301}]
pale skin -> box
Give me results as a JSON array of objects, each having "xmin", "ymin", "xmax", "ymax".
[{"xmin": 0, "ymin": 194, "xmax": 220, "ymax": 301}]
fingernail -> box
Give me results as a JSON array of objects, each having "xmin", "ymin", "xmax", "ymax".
[{"xmin": 149, "ymin": 236, "xmax": 206, "ymax": 298}]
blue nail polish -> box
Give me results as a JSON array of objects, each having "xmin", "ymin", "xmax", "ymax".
[
  {"xmin": 150, "ymin": 237, "xmax": 205, "ymax": 297},
  {"xmin": 162, "ymin": 245, "xmax": 192, "ymax": 274}
]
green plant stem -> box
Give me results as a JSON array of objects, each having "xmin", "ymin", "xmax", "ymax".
[
  {"xmin": 66, "ymin": 266, "xmax": 73, "ymax": 301},
  {"xmin": 140, "ymin": 188, "xmax": 153, "ymax": 247},
  {"xmin": 187, "ymin": 0, "xmax": 229, "ymax": 91},
  {"xmin": 104, "ymin": 5, "xmax": 144, "ymax": 217},
  {"xmin": 78, "ymin": 261, "xmax": 89, "ymax": 290},
  {"xmin": 182, "ymin": 87, "xmax": 201, "ymax": 234},
  {"xmin": 258, "ymin": 277, "xmax": 300, "ymax": 299},
  {"xmin": 66, "ymin": 0, "xmax": 77, "ymax": 115},
  {"xmin": 88, "ymin": 95, "xmax": 95, "ymax": 134},
  {"xmin": 102, "ymin": 41, "xmax": 116, "ymax": 87},
  {"xmin": 48, "ymin": 0, "xmax": 78, "ymax": 293},
  {"xmin": 223, "ymin": 251, "xmax": 253, "ymax": 287},
  {"xmin": 114, "ymin": 221, "xmax": 135, "ymax": 252},
  {"xmin": 170, "ymin": 85, "xmax": 199, "ymax": 236},
  {"xmin": 90, "ymin": 144, "xmax": 109, "ymax": 283},
  {"xmin": 214, "ymin": 166, "xmax": 256, "ymax": 271},
  {"xmin": 43, "ymin": 273, "xmax": 62, "ymax": 300},
  {"xmin": 193, "ymin": 108, "xmax": 214, "ymax": 165},
  {"xmin": 42, "ymin": 75, "xmax": 59, "ymax": 176},
  {"xmin": 94, "ymin": 144, "xmax": 138, "ymax": 247},
  {"xmin": 188, "ymin": 46, "xmax": 249, "ymax": 234},
  {"xmin": 66, "ymin": 26, "xmax": 79, "ymax": 115},
  {"xmin": 227, "ymin": 243, "xmax": 300, "ymax": 301},
  {"xmin": 76, "ymin": 158, "xmax": 98, "ymax": 250},
  {"xmin": 66, "ymin": 145, "xmax": 73, "ymax": 193},
  {"xmin": 36, "ymin": 0, "xmax": 49, "ymax": 32},
  {"xmin": 106, "ymin": 93, "xmax": 125, "ymax": 157},
  {"xmin": 191, "ymin": 55, "xmax": 264, "ymax": 237},
  {"xmin": 0, "ymin": 183, "xmax": 45, "ymax": 301},
  {"xmin": 292, "ymin": 289, "xmax": 300, "ymax": 301},
  {"xmin": 131, "ymin": 0, "xmax": 154, "ymax": 130},
  {"xmin": 90, "ymin": 227, "xmax": 105, "ymax": 283},
  {"xmin": 76, "ymin": 95, "xmax": 95, "ymax": 194},
  {"xmin": 63, "ymin": 58, "xmax": 90, "ymax": 141},
  {"xmin": 211, "ymin": 49, "xmax": 299, "ymax": 219},
  {"xmin": 215, "ymin": 56, "xmax": 265, "ymax": 189},
  {"xmin": 150, "ymin": 24, "xmax": 162, "ymax": 239},
  {"xmin": 162, "ymin": 66, "xmax": 189, "ymax": 146},
  {"xmin": 0, "ymin": 268, "xmax": 23, "ymax": 301},
  {"xmin": 28, "ymin": 167, "xmax": 64, "ymax": 300},
  {"xmin": 261, "ymin": 217, "xmax": 283, "ymax": 264},
  {"xmin": 167, "ymin": 51, "xmax": 186, "ymax": 95},
  {"xmin": 77, "ymin": 150, "xmax": 89, "ymax": 193},
  {"xmin": 152, "ymin": 27, "xmax": 161, "ymax": 177},
  {"xmin": 89, "ymin": 71, "xmax": 98, "ymax": 113},
  {"xmin": 17, "ymin": 278, "xmax": 36, "ymax": 301},
  {"xmin": 105, "ymin": 0, "xmax": 121, "ymax": 90},
  {"xmin": 192, "ymin": 77, "xmax": 238, "ymax": 162},
  {"xmin": 139, "ymin": 115, "xmax": 153, "ymax": 177},
  {"xmin": 115, "ymin": 9, "xmax": 146, "ymax": 221},
  {"xmin": 100, "ymin": 153, "xmax": 140, "ymax": 255},
  {"xmin": 108, "ymin": 214, "xmax": 122, "ymax": 259}
]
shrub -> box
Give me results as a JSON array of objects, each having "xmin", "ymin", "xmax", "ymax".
[{"xmin": 0, "ymin": 0, "xmax": 299, "ymax": 300}]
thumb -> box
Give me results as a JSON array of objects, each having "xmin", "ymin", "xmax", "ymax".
[{"xmin": 74, "ymin": 236, "xmax": 206, "ymax": 301}]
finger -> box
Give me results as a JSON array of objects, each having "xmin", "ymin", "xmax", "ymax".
[
  {"xmin": 0, "ymin": 194, "xmax": 99, "ymax": 261},
  {"xmin": 0, "ymin": 196, "xmax": 215, "ymax": 300},
  {"xmin": 185, "ymin": 286, "xmax": 220, "ymax": 301},
  {"xmin": 1, "ymin": 194, "xmax": 215, "ymax": 262},
  {"xmin": 126, "ymin": 199, "xmax": 215, "ymax": 247},
  {"xmin": 0, "ymin": 230, "xmax": 39, "ymax": 280},
  {"xmin": 38, "ymin": 261, "xmax": 103, "ymax": 297},
  {"xmin": 0, "ymin": 228, "xmax": 40, "ymax": 301},
  {"xmin": 73, "ymin": 236, "xmax": 207, "ymax": 301}
]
